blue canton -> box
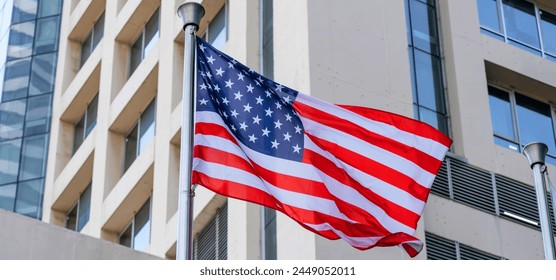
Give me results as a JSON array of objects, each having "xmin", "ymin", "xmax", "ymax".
[{"xmin": 196, "ymin": 38, "xmax": 304, "ymax": 162}]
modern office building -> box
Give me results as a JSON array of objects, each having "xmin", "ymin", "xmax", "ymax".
[
  {"xmin": 0, "ymin": 0, "xmax": 63, "ymax": 220},
  {"xmin": 35, "ymin": 0, "xmax": 556, "ymax": 260}
]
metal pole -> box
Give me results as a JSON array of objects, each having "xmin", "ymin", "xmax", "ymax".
[
  {"xmin": 523, "ymin": 142, "xmax": 556, "ymax": 260},
  {"xmin": 176, "ymin": 2, "xmax": 204, "ymax": 260}
]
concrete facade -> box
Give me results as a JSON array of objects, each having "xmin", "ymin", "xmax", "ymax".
[{"xmin": 38, "ymin": 0, "xmax": 556, "ymax": 260}]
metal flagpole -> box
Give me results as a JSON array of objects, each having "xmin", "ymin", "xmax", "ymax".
[
  {"xmin": 176, "ymin": 2, "xmax": 204, "ymax": 260},
  {"xmin": 523, "ymin": 142, "xmax": 556, "ymax": 260}
]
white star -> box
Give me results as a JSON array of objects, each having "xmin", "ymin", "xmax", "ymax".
[
  {"xmin": 275, "ymin": 101, "xmax": 282, "ymax": 110},
  {"xmin": 262, "ymin": 127, "xmax": 270, "ymax": 137},
  {"xmin": 293, "ymin": 144, "xmax": 301, "ymax": 153},
  {"xmin": 239, "ymin": 122, "xmax": 248, "ymax": 131},
  {"xmin": 283, "ymin": 132, "xmax": 292, "ymax": 141},
  {"xmin": 213, "ymin": 84, "xmax": 221, "ymax": 92},
  {"xmin": 205, "ymin": 71, "xmax": 212, "ymax": 78},
  {"xmin": 283, "ymin": 96, "xmax": 291, "ymax": 103},
  {"xmin": 230, "ymin": 125, "xmax": 237, "ymax": 131},
  {"xmin": 274, "ymin": 120, "xmax": 282, "ymax": 129},
  {"xmin": 255, "ymin": 80, "xmax": 261, "ymax": 86},
  {"xmin": 237, "ymin": 72, "xmax": 245, "ymax": 81},
  {"xmin": 265, "ymin": 108, "xmax": 273, "ymax": 117},
  {"xmin": 285, "ymin": 113, "xmax": 292, "ymax": 121},
  {"xmin": 265, "ymin": 90, "xmax": 272, "ymax": 97},
  {"xmin": 248, "ymin": 134, "xmax": 257, "ymax": 143},
  {"xmin": 207, "ymin": 55, "xmax": 215, "ymax": 64},
  {"xmin": 243, "ymin": 103, "xmax": 252, "ymax": 112},
  {"xmin": 234, "ymin": 91, "xmax": 243, "ymax": 100},
  {"xmin": 231, "ymin": 109, "xmax": 239, "ymax": 118},
  {"xmin": 200, "ymin": 84, "xmax": 207, "ymax": 90},
  {"xmin": 200, "ymin": 72, "xmax": 206, "ymax": 77},
  {"xmin": 200, "ymin": 44, "xmax": 206, "ymax": 52},
  {"xmin": 271, "ymin": 140, "xmax": 280, "ymax": 149},
  {"xmin": 257, "ymin": 76, "xmax": 264, "ymax": 84},
  {"xmin": 216, "ymin": 67, "xmax": 224, "ymax": 76},
  {"xmin": 225, "ymin": 79, "xmax": 234, "ymax": 88},
  {"xmin": 294, "ymin": 125, "xmax": 302, "ymax": 134},
  {"xmin": 228, "ymin": 62, "xmax": 235, "ymax": 69},
  {"xmin": 276, "ymin": 84, "xmax": 284, "ymax": 91},
  {"xmin": 255, "ymin": 96, "xmax": 264, "ymax": 105},
  {"xmin": 246, "ymin": 84, "xmax": 254, "ymax": 93},
  {"xmin": 222, "ymin": 97, "xmax": 230, "ymax": 105},
  {"xmin": 222, "ymin": 111, "xmax": 228, "ymax": 119},
  {"xmin": 252, "ymin": 115, "xmax": 261, "ymax": 124},
  {"xmin": 199, "ymin": 98, "xmax": 208, "ymax": 105}
]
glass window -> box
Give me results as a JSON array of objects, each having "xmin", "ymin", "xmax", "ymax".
[
  {"xmin": 143, "ymin": 8, "xmax": 159, "ymax": 57},
  {"xmin": 129, "ymin": 37, "xmax": 142, "ymax": 76},
  {"xmin": 81, "ymin": 12, "xmax": 105, "ymax": 67},
  {"xmin": 502, "ymin": 0, "xmax": 540, "ymax": 49},
  {"xmin": 65, "ymin": 203, "xmax": 77, "ymax": 231},
  {"xmin": 477, "ymin": 0, "xmax": 501, "ymax": 33},
  {"xmin": 124, "ymin": 124, "xmax": 138, "ymax": 172},
  {"xmin": 18, "ymin": 134, "xmax": 48, "ymax": 181},
  {"xmin": 541, "ymin": 10, "xmax": 556, "ymax": 56},
  {"xmin": 129, "ymin": 8, "xmax": 159, "ymax": 77},
  {"xmin": 73, "ymin": 95, "xmax": 98, "ymax": 154},
  {"xmin": 409, "ymin": 0, "xmax": 440, "ymax": 55},
  {"xmin": 29, "ymin": 52, "xmax": 57, "ymax": 96},
  {"xmin": 138, "ymin": 99, "xmax": 155, "ymax": 153},
  {"xmin": 25, "ymin": 94, "xmax": 52, "ymax": 136},
  {"xmin": 7, "ymin": 21, "xmax": 35, "ymax": 60},
  {"xmin": 73, "ymin": 115, "xmax": 85, "ymax": 154},
  {"xmin": 417, "ymin": 106, "xmax": 449, "ymax": 135},
  {"xmin": 133, "ymin": 199, "xmax": 151, "ymax": 252},
  {"xmin": 208, "ymin": 6, "xmax": 227, "ymax": 50},
  {"xmin": 488, "ymin": 86, "xmax": 515, "ymax": 140},
  {"xmin": 0, "ymin": 98, "xmax": 26, "ymax": 141},
  {"xmin": 515, "ymin": 94, "xmax": 556, "ymax": 153},
  {"xmin": 0, "ymin": 184, "xmax": 17, "ymax": 211},
  {"xmin": 37, "ymin": 0, "xmax": 62, "ymax": 18},
  {"xmin": 11, "ymin": 0, "xmax": 37, "ymax": 24},
  {"xmin": 413, "ymin": 49, "xmax": 445, "ymax": 113},
  {"xmin": 2, "ymin": 57, "xmax": 31, "ymax": 101},
  {"xmin": 0, "ymin": 139, "xmax": 22, "ymax": 185},
  {"xmin": 76, "ymin": 184, "xmax": 92, "ymax": 232},
  {"xmin": 34, "ymin": 16, "xmax": 60, "ymax": 55},
  {"xmin": 15, "ymin": 178, "xmax": 43, "ymax": 219}
]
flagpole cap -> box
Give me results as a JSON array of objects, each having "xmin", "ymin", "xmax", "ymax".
[
  {"xmin": 523, "ymin": 142, "xmax": 548, "ymax": 168},
  {"xmin": 177, "ymin": 2, "xmax": 205, "ymax": 30}
]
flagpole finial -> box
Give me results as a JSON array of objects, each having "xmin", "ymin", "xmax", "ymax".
[
  {"xmin": 177, "ymin": 2, "xmax": 205, "ymax": 30},
  {"xmin": 523, "ymin": 142, "xmax": 548, "ymax": 168}
]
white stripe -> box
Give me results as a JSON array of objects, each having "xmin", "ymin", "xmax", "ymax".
[
  {"xmin": 304, "ymin": 223, "xmax": 382, "ymax": 248},
  {"xmin": 301, "ymin": 116, "xmax": 436, "ymax": 188},
  {"xmin": 296, "ymin": 93, "xmax": 448, "ymax": 160},
  {"xmin": 303, "ymin": 138, "xmax": 425, "ymax": 214},
  {"xmin": 193, "ymin": 158, "xmax": 356, "ymax": 223}
]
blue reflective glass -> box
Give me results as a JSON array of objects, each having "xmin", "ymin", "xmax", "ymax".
[
  {"xmin": 488, "ymin": 87, "xmax": 515, "ymax": 140},
  {"xmin": 24, "ymin": 94, "xmax": 52, "ymax": 136},
  {"xmin": 414, "ymin": 49, "xmax": 445, "ymax": 114},
  {"xmin": 418, "ymin": 106, "xmax": 448, "ymax": 135},
  {"xmin": 37, "ymin": 0, "xmax": 61, "ymax": 18},
  {"xmin": 18, "ymin": 134, "xmax": 48, "ymax": 181},
  {"xmin": 77, "ymin": 184, "xmax": 91, "ymax": 232},
  {"xmin": 15, "ymin": 178, "xmax": 43, "ymax": 219},
  {"xmin": 7, "ymin": 21, "xmax": 35, "ymax": 60},
  {"xmin": 502, "ymin": 0, "xmax": 540, "ymax": 49},
  {"xmin": 477, "ymin": 0, "xmax": 501, "ymax": 33},
  {"xmin": 515, "ymin": 94, "xmax": 556, "ymax": 153},
  {"xmin": 494, "ymin": 136, "xmax": 520, "ymax": 152},
  {"xmin": 11, "ymin": 0, "xmax": 37, "ymax": 24},
  {"xmin": 34, "ymin": 16, "xmax": 60, "ymax": 55},
  {"xmin": 0, "ymin": 98, "xmax": 26, "ymax": 141},
  {"xmin": 139, "ymin": 99, "xmax": 156, "ymax": 153},
  {"xmin": 133, "ymin": 199, "xmax": 151, "ymax": 252},
  {"xmin": 29, "ymin": 52, "xmax": 57, "ymax": 95},
  {"xmin": 0, "ymin": 139, "xmax": 22, "ymax": 185},
  {"xmin": 409, "ymin": 0, "xmax": 439, "ymax": 55},
  {"xmin": 540, "ymin": 10, "xmax": 556, "ymax": 56},
  {"xmin": 208, "ymin": 6, "xmax": 226, "ymax": 50},
  {"xmin": 2, "ymin": 57, "xmax": 31, "ymax": 101},
  {"xmin": 0, "ymin": 184, "xmax": 16, "ymax": 211}
]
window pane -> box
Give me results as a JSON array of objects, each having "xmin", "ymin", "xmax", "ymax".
[
  {"xmin": 129, "ymin": 36, "xmax": 142, "ymax": 76},
  {"xmin": 144, "ymin": 8, "xmax": 159, "ymax": 57},
  {"xmin": 29, "ymin": 52, "xmax": 57, "ymax": 95},
  {"xmin": 0, "ymin": 139, "xmax": 22, "ymax": 185},
  {"xmin": 92, "ymin": 12, "xmax": 105, "ymax": 49},
  {"xmin": 413, "ymin": 49, "xmax": 445, "ymax": 113},
  {"xmin": 80, "ymin": 32, "xmax": 92, "ymax": 67},
  {"xmin": 133, "ymin": 199, "xmax": 151, "ymax": 252},
  {"xmin": 11, "ymin": 0, "xmax": 37, "ymax": 24},
  {"xmin": 7, "ymin": 21, "xmax": 35, "ymax": 60},
  {"xmin": 139, "ymin": 100, "xmax": 156, "ymax": 153},
  {"xmin": 77, "ymin": 184, "xmax": 91, "ymax": 232},
  {"xmin": 73, "ymin": 115, "xmax": 85, "ymax": 154},
  {"xmin": 33, "ymin": 16, "xmax": 60, "ymax": 55},
  {"xmin": 37, "ymin": 0, "xmax": 61, "ymax": 17},
  {"xmin": 418, "ymin": 106, "xmax": 449, "ymax": 135},
  {"xmin": 477, "ymin": 0, "xmax": 501, "ymax": 32},
  {"xmin": 208, "ymin": 6, "xmax": 226, "ymax": 50},
  {"xmin": 85, "ymin": 95, "xmax": 98, "ymax": 136},
  {"xmin": 488, "ymin": 86, "xmax": 515, "ymax": 140},
  {"xmin": 15, "ymin": 178, "xmax": 43, "ymax": 219},
  {"xmin": 409, "ymin": 0, "xmax": 439, "ymax": 55},
  {"xmin": 0, "ymin": 98, "xmax": 26, "ymax": 141},
  {"xmin": 24, "ymin": 94, "xmax": 52, "ymax": 136},
  {"xmin": 19, "ymin": 134, "xmax": 48, "ymax": 181},
  {"xmin": 515, "ymin": 94, "xmax": 556, "ymax": 153},
  {"xmin": 0, "ymin": 184, "xmax": 16, "ymax": 211},
  {"xmin": 541, "ymin": 10, "xmax": 556, "ymax": 56},
  {"xmin": 65, "ymin": 204, "xmax": 77, "ymax": 230},
  {"xmin": 502, "ymin": 0, "xmax": 540, "ymax": 49},
  {"xmin": 2, "ymin": 57, "xmax": 31, "ymax": 101},
  {"xmin": 119, "ymin": 224, "xmax": 132, "ymax": 248},
  {"xmin": 124, "ymin": 124, "xmax": 138, "ymax": 172},
  {"xmin": 494, "ymin": 135, "xmax": 520, "ymax": 151}
]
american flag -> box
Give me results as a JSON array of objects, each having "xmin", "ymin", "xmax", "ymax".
[{"xmin": 192, "ymin": 37, "xmax": 452, "ymax": 257}]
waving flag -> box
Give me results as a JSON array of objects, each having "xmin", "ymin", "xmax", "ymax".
[{"xmin": 192, "ymin": 38, "xmax": 452, "ymax": 257}]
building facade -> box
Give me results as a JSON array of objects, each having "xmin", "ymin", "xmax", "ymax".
[
  {"xmin": 0, "ymin": 0, "xmax": 63, "ymax": 220},
  {"xmin": 39, "ymin": 0, "xmax": 556, "ymax": 260}
]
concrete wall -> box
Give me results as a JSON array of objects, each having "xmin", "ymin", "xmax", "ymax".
[{"xmin": 0, "ymin": 210, "xmax": 159, "ymax": 259}]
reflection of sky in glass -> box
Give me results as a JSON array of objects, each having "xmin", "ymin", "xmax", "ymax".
[
  {"xmin": 488, "ymin": 91, "xmax": 515, "ymax": 140},
  {"xmin": 503, "ymin": 0, "xmax": 540, "ymax": 48},
  {"xmin": 477, "ymin": 0, "xmax": 500, "ymax": 32},
  {"xmin": 541, "ymin": 11, "xmax": 556, "ymax": 55},
  {"xmin": 133, "ymin": 200, "xmax": 151, "ymax": 252},
  {"xmin": 208, "ymin": 7, "xmax": 226, "ymax": 50},
  {"xmin": 516, "ymin": 95, "xmax": 556, "ymax": 153}
]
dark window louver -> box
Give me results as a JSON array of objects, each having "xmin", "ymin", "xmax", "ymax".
[
  {"xmin": 425, "ymin": 232, "xmax": 457, "ymax": 260},
  {"xmin": 450, "ymin": 159, "xmax": 496, "ymax": 214},
  {"xmin": 496, "ymin": 174, "xmax": 540, "ymax": 229},
  {"xmin": 193, "ymin": 202, "xmax": 227, "ymax": 260},
  {"xmin": 459, "ymin": 243, "xmax": 501, "ymax": 260},
  {"xmin": 431, "ymin": 159, "xmax": 449, "ymax": 198}
]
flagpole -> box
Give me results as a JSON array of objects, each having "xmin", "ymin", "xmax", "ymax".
[
  {"xmin": 523, "ymin": 142, "xmax": 556, "ymax": 260},
  {"xmin": 176, "ymin": 2, "xmax": 204, "ymax": 260}
]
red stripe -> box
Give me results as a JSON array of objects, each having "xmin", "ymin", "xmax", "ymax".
[
  {"xmin": 338, "ymin": 104, "xmax": 452, "ymax": 147},
  {"xmin": 306, "ymin": 134, "xmax": 430, "ymax": 201},
  {"xmin": 294, "ymin": 101, "xmax": 443, "ymax": 175},
  {"xmin": 196, "ymin": 122, "xmax": 238, "ymax": 144},
  {"xmin": 302, "ymin": 148, "xmax": 420, "ymax": 228}
]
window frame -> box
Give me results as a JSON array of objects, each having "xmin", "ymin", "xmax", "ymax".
[
  {"xmin": 118, "ymin": 198, "xmax": 152, "ymax": 251},
  {"xmin": 65, "ymin": 182, "xmax": 92, "ymax": 232},
  {"xmin": 80, "ymin": 11, "xmax": 105, "ymax": 67},
  {"xmin": 201, "ymin": 4, "xmax": 228, "ymax": 50},
  {"xmin": 73, "ymin": 94, "xmax": 98, "ymax": 154},
  {"xmin": 128, "ymin": 7, "xmax": 160, "ymax": 77},
  {"xmin": 123, "ymin": 98, "xmax": 156, "ymax": 173}
]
